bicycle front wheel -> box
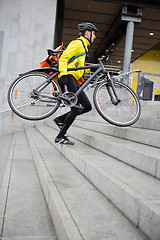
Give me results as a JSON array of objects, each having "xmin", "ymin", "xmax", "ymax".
[
  {"xmin": 93, "ymin": 80, "xmax": 141, "ymax": 127},
  {"xmin": 8, "ymin": 72, "xmax": 61, "ymax": 120}
]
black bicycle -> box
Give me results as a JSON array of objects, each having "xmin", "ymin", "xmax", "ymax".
[{"xmin": 8, "ymin": 44, "xmax": 141, "ymax": 127}]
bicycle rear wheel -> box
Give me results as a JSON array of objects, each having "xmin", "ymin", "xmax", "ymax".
[
  {"xmin": 8, "ymin": 72, "xmax": 61, "ymax": 120},
  {"xmin": 93, "ymin": 80, "xmax": 141, "ymax": 127}
]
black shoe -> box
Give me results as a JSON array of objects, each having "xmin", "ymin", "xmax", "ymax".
[
  {"xmin": 53, "ymin": 118, "xmax": 63, "ymax": 129},
  {"xmin": 55, "ymin": 136, "xmax": 75, "ymax": 145}
]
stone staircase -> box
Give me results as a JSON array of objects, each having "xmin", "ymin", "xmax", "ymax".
[
  {"xmin": 0, "ymin": 131, "xmax": 57, "ymax": 240},
  {"xmin": 0, "ymin": 101, "xmax": 160, "ymax": 240}
]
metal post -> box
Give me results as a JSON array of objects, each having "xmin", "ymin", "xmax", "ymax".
[{"xmin": 122, "ymin": 21, "xmax": 134, "ymax": 85}]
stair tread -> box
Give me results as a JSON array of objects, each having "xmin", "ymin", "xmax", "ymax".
[
  {"xmin": 48, "ymin": 120, "xmax": 160, "ymax": 178},
  {"xmin": 39, "ymin": 124, "xmax": 160, "ymax": 202},
  {"xmin": 0, "ymin": 134, "xmax": 13, "ymax": 190},
  {"xmin": 68, "ymin": 123, "xmax": 160, "ymax": 177},
  {"xmin": 76, "ymin": 118, "xmax": 160, "ymax": 134},
  {"xmin": 72, "ymin": 124, "xmax": 160, "ymax": 158},
  {"xmin": 27, "ymin": 126, "xmax": 147, "ymax": 240},
  {"xmin": 0, "ymin": 131, "xmax": 57, "ymax": 239},
  {"xmin": 77, "ymin": 111, "xmax": 160, "ymax": 130},
  {"xmin": 74, "ymin": 119, "xmax": 160, "ymax": 148}
]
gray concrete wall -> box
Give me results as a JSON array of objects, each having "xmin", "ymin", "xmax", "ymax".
[{"xmin": 0, "ymin": 0, "xmax": 57, "ymax": 137}]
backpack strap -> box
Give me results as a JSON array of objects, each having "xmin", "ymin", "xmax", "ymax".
[
  {"xmin": 77, "ymin": 38, "xmax": 88, "ymax": 53},
  {"xmin": 68, "ymin": 38, "xmax": 88, "ymax": 64},
  {"xmin": 46, "ymin": 56, "xmax": 53, "ymax": 65}
]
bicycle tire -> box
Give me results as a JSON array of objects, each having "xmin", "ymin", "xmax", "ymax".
[
  {"xmin": 93, "ymin": 80, "xmax": 141, "ymax": 127},
  {"xmin": 8, "ymin": 72, "xmax": 62, "ymax": 120}
]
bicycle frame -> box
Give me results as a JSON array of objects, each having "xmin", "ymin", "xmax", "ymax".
[
  {"xmin": 24, "ymin": 63, "xmax": 139, "ymax": 107},
  {"xmin": 68, "ymin": 62, "xmax": 105, "ymax": 97},
  {"xmin": 24, "ymin": 58, "xmax": 125, "ymax": 106},
  {"xmin": 26, "ymin": 61, "xmax": 106, "ymax": 103}
]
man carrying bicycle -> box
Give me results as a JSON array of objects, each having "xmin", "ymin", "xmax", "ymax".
[{"xmin": 54, "ymin": 22, "xmax": 98, "ymax": 145}]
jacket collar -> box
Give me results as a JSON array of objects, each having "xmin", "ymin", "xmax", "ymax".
[{"xmin": 79, "ymin": 36, "xmax": 90, "ymax": 46}]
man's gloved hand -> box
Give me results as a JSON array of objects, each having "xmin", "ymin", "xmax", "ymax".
[{"xmin": 90, "ymin": 64, "xmax": 99, "ymax": 72}]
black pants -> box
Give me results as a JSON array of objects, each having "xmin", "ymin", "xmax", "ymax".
[{"xmin": 56, "ymin": 74, "xmax": 92, "ymax": 138}]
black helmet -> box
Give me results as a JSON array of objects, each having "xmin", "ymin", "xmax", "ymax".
[{"xmin": 78, "ymin": 22, "xmax": 98, "ymax": 33}]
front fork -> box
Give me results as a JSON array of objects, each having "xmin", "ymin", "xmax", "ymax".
[{"xmin": 105, "ymin": 75, "xmax": 121, "ymax": 105}]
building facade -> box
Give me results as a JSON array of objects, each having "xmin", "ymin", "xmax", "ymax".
[{"xmin": 0, "ymin": 0, "xmax": 57, "ymax": 137}]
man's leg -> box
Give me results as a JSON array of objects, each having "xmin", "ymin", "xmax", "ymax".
[{"xmin": 55, "ymin": 75, "xmax": 92, "ymax": 144}]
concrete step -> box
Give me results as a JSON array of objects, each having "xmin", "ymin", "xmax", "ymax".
[
  {"xmin": 0, "ymin": 131, "xmax": 57, "ymax": 240},
  {"xmin": 125, "ymin": 101, "xmax": 160, "ymax": 130},
  {"xmin": 52, "ymin": 97, "xmax": 160, "ymax": 130},
  {"xmin": 134, "ymin": 118, "xmax": 160, "ymax": 130},
  {"xmin": 67, "ymin": 106, "xmax": 160, "ymax": 131},
  {"xmin": 73, "ymin": 119, "xmax": 160, "ymax": 148},
  {"xmin": 47, "ymin": 121, "xmax": 160, "ymax": 179},
  {"xmin": 85, "ymin": 88, "xmax": 160, "ymax": 130},
  {"xmin": 37, "ymin": 124, "xmax": 160, "ymax": 240},
  {"xmin": 140, "ymin": 101, "xmax": 160, "ymax": 113},
  {"xmin": 26, "ymin": 126, "xmax": 148, "ymax": 240},
  {"xmin": 134, "ymin": 101, "xmax": 160, "ymax": 130},
  {"xmin": 0, "ymin": 134, "xmax": 13, "ymax": 191},
  {"xmin": 71, "ymin": 97, "xmax": 160, "ymax": 130}
]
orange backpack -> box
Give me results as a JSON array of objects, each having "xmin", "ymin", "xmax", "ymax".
[
  {"xmin": 40, "ymin": 42, "xmax": 84, "ymax": 86},
  {"xmin": 40, "ymin": 43, "xmax": 64, "ymax": 81}
]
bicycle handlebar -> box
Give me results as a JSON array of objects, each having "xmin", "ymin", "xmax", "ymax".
[
  {"xmin": 106, "ymin": 43, "xmax": 115, "ymax": 54},
  {"xmin": 99, "ymin": 43, "xmax": 115, "ymax": 63}
]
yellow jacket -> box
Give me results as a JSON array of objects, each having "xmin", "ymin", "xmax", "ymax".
[{"xmin": 58, "ymin": 36, "xmax": 91, "ymax": 80}]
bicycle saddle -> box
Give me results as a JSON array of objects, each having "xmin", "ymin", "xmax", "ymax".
[{"xmin": 47, "ymin": 49, "xmax": 63, "ymax": 56}]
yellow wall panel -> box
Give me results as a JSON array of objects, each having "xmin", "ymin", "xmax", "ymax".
[{"xmin": 131, "ymin": 50, "xmax": 160, "ymax": 95}]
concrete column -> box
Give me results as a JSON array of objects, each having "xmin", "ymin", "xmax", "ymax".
[{"xmin": 123, "ymin": 21, "xmax": 134, "ymax": 85}]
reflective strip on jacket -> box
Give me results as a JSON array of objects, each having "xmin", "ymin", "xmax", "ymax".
[{"xmin": 58, "ymin": 36, "xmax": 91, "ymax": 80}]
